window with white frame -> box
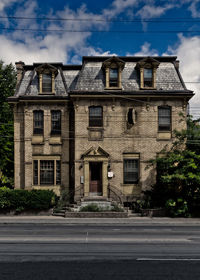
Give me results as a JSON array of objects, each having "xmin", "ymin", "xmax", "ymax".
[{"xmin": 33, "ymin": 159, "xmax": 61, "ymax": 185}]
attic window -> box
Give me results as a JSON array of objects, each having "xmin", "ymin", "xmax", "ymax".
[
  {"xmin": 42, "ymin": 73, "xmax": 52, "ymax": 92},
  {"xmin": 136, "ymin": 57, "xmax": 159, "ymax": 90},
  {"xmin": 36, "ymin": 64, "xmax": 58, "ymax": 94},
  {"xmin": 109, "ymin": 68, "xmax": 118, "ymax": 87},
  {"xmin": 144, "ymin": 68, "xmax": 153, "ymax": 88},
  {"xmin": 102, "ymin": 57, "xmax": 125, "ymax": 89}
]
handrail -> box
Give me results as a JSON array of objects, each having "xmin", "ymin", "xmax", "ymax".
[{"xmin": 108, "ymin": 184, "xmax": 125, "ymax": 205}]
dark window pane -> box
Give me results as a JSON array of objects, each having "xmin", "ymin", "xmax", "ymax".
[
  {"xmin": 158, "ymin": 106, "xmax": 171, "ymax": 131},
  {"xmin": 144, "ymin": 68, "xmax": 153, "ymax": 87},
  {"xmin": 40, "ymin": 160, "xmax": 54, "ymax": 185},
  {"xmin": 89, "ymin": 106, "xmax": 103, "ymax": 127},
  {"xmin": 51, "ymin": 110, "xmax": 61, "ymax": 135},
  {"xmin": 33, "ymin": 160, "xmax": 38, "ymax": 185},
  {"xmin": 42, "ymin": 73, "xmax": 52, "ymax": 92},
  {"xmin": 56, "ymin": 160, "xmax": 61, "ymax": 185},
  {"xmin": 128, "ymin": 108, "xmax": 133, "ymax": 124},
  {"xmin": 109, "ymin": 68, "xmax": 118, "ymax": 87},
  {"xmin": 124, "ymin": 159, "xmax": 139, "ymax": 184},
  {"xmin": 33, "ymin": 111, "xmax": 43, "ymax": 134}
]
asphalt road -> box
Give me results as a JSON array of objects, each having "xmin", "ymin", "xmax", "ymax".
[{"xmin": 1, "ymin": 222, "xmax": 200, "ymax": 279}]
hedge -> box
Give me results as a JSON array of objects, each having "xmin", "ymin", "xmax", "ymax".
[{"xmin": 0, "ymin": 187, "xmax": 58, "ymax": 212}]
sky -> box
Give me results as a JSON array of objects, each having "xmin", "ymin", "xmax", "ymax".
[{"xmin": 1, "ymin": 0, "xmax": 200, "ymax": 116}]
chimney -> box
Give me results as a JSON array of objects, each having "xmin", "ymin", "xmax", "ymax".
[
  {"xmin": 174, "ymin": 60, "xmax": 179, "ymax": 69},
  {"xmin": 15, "ymin": 61, "xmax": 25, "ymax": 85}
]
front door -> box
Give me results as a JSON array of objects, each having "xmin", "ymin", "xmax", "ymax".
[{"xmin": 89, "ymin": 162, "xmax": 102, "ymax": 196}]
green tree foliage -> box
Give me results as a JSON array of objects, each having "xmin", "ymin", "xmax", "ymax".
[
  {"xmin": 0, "ymin": 61, "xmax": 16, "ymax": 187},
  {"xmin": 147, "ymin": 116, "xmax": 200, "ymax": 216}
]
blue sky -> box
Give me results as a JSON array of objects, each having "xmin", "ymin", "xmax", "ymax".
[{"xmin": 0, "ymin": 0, "xmax": 200, "ymax": 113}]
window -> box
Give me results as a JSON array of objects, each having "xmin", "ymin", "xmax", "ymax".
[
  {"xmin": 36, "ymin": 64, "xmax": 58, "ymax": 94},
  {"xmin": 102, "ymin": 57, "xmax": 125, "ymax": 89},
  {"xmin": 109, "ymin": 68, "xmax": 118, "ymax": 87},
  {"xmin": 33, "ymin": 110, "xmax": 43, "ymax": 135},
  {"xmin": 158, "ymin": 106, "xmax": 171, "ymax": 131},
  {"xmin": 144, "ymin": 68, "xmax": 153, "ymax": 88},
  {"xmin": 51, "ymin": 110, "xmax": 61, "ymax": 135},
  {"xmin": 42, "ymin": 73, "xmax": 52, "ymax": 92},
  {"xmin": 33, "ymin": 159, "xmax": 61, "ymax": 186},
  {"xmin": 89, "ymin": 106, "xmax": 103, "ymax": 127},
  {"xmin": 136, "ymin": 57, "xmax": 159, "ymax": 89},
  {"xmin": 124, "ymin": 159, "xmax": 139, "ymax": 184}
]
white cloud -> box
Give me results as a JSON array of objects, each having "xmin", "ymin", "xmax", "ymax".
[
  {"xmin": 0, "ymin": 0, "xmax": 141, "ymax": 65},
  {"xmin": 131, "ymin": 42, "xmax": 159, "ymax": 56},
  {"xmin": 165, "ymin": 34, "xmax": 200, "ymax": 117},
  {"xmin": 136, "ymin": 3, "xmax": 175, "ymax": 19},
  {"xmin": 0, "ymin": 0, "xmax": 20, "ymax": 12},
  {"xmin": 103, "ymin": 0, "xmax": 138, "ymax": 18}
]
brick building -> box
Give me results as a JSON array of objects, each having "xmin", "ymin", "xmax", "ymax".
[{"xmin": 8, "ymin": 56, "xmax": 194, "ymax": 204}]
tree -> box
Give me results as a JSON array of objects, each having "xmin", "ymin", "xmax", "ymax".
[
  {"xmin": 0, "ymin": 61, "xmax": 16, "ymax": 187},
  {"xmin": 147, "ymin": 116, "xmax": 200, "ymax": 216}
]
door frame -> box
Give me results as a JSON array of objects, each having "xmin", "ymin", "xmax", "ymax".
[{"xmin": 83, "ymin": 156, "xmax": 108, "ymax": 198}]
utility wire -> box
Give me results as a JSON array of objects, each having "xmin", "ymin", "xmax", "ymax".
[
  {"xmin": 1, "ymin": 27, "xmax": 200, "ymax": 33},
  {"xmin": 2, "ymin": 15, "xmax": 200, "ymax": 23}
]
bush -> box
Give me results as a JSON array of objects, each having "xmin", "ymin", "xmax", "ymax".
[
  {"xmin": 0, "ymin": 188, "xmax": 58, "ymax": 212},
  {"xmin": 80, "ymin": 203, "xmax": 101, "ymax": 212},
  {"xmin": 165, "ymin": 198, "xmax": 189, "ymax": 217}
]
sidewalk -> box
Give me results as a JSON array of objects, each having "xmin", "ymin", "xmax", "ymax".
[{"xmin": 0, "ymin": 215, "xmax": 200, "ymax": 225}]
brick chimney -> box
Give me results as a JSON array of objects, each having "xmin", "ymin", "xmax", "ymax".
[
  {"xmin": 174, "ymin": 60, "xmax": 179, "ymax": 69},
  {"xmin": 15, "ymin": 61, "xmax": 25, "ymax": 85}
]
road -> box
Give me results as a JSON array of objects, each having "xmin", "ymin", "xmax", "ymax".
[{"xmin": 0, "ymin": 220, "xmax": 200, "ymax": 279}]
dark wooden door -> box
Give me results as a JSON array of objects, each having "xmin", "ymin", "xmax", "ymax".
[{"xmin": 89, "ymin": 162, "xmax": 102, "ymax": 194}]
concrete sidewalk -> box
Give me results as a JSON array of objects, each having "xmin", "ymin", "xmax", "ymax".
[{"xmin": 0, "ymin": 215, "xmax": 200, "ymax": 225}]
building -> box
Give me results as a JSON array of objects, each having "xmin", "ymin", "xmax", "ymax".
[{"xmin": 8, "ymin": 56, "xmax": 194, "ymax": 205}]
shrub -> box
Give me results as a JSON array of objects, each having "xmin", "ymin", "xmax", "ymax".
[
  {"xmin": 165, "ymin": 198, "xmax": 189, "ymax": 217},
  {"xmin": 80, "ymin": 203, "xmax": 100, "ymax": 212},
  {"xmin": 0, "ymin": 188, "xmax": 58, "ymax": 212}
]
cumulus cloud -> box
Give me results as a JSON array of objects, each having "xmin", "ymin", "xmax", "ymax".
[
  {"xmin": 136, "ymin": 3, "xmax": 175, "ymax": 19},
  {"xmin": 0, "ymin": 0, "xmax": 20, "ymax": 12},
  {"xmin": 131, "ymin": 42, "xmax": 159, "ymax": 56},
  {"xmin": 0, "ymin": 0, "xmax": 140, "ymax": 64},
  {"xmin": 165, "ymin": 34, "xmax": 200, "ymax": 117}
]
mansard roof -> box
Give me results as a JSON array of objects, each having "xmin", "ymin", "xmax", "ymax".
[{"xmin": 10, "ymin": 56, "xmax": 194, "ymax": 101}]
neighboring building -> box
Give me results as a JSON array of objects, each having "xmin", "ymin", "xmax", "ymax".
[{"xmin": 8, "ymin": 56, "xmax": 194, "ymax": 204}]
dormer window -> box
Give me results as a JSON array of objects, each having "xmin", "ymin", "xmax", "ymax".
[
  {"xmin": 102, "ymin": 57, "xmax": 125, "ymax": 89},
  {"xmin": 42, "ymin": 73, "xmax": 52, "ymax": 92},
  {"xmin": 136, "ymin": 57, "xmax": 159, "ymax": 90},
  {"xmin": 36, "ymin": 64, "xmax": 58, "ymax": 94},
  {"xmin": 109, "ymin": 68, "xmax": 118, "ymax": 87},
  {"xmin": 144, "ymin": 68, "xmax": 153, "ymax": 88}
]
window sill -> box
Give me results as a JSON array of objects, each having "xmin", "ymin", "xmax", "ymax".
[
  {"xmin": 39, "ymin": 92, "xmax": 55, "ymax": 95},
  {"xmin": 157, "ymin": 131, "xmax": 171, "ymax": 140},
  {"xmin": 32, "ymin": 135, "xmax": 44, "ymax": 144},
  {"xmin": 87, "ymin": 127, "xmax": 104, "ymax": 131},
  {"xmin": 105, "ymin": 87, "xmax": 122, "ymax": 90},
  {"xmin": 87, "ymin": 127, "xmax": 104, "ymax": 141},
  {"xmin": 140, "ymin": 87, "xmax": 156, "ymax": 90},
  {"xmin": 49, "ymin": 136, "xmax": 62, "ymax": 145}
]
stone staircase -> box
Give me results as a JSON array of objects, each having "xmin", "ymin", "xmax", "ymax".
[{"xmin": 52, "ymin": 196, "xmax": 141, "ymax": 217}]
